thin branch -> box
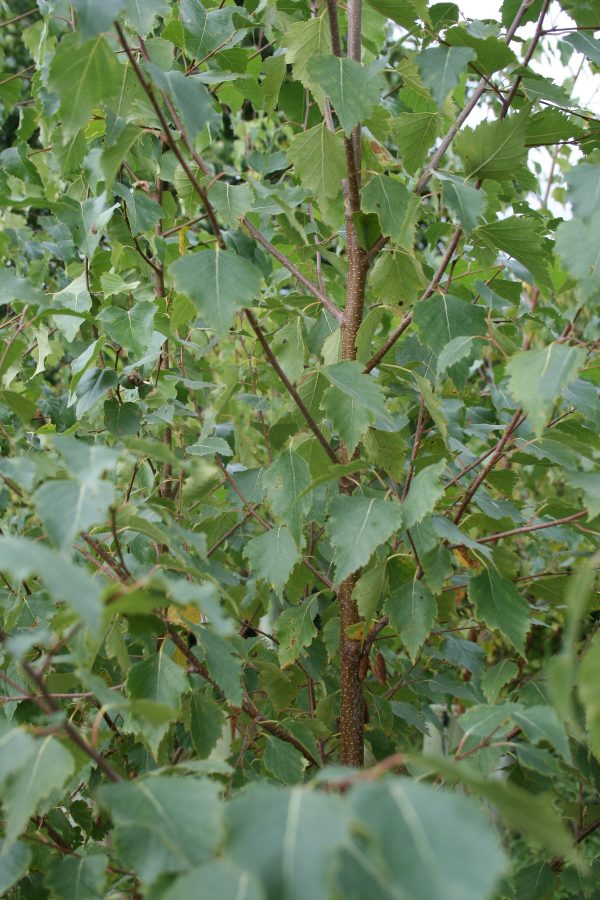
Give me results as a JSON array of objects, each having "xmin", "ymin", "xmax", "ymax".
[
  {"xmin": 474, "ymin": 511, "xmax": 588, "ymax": 545},
  {"xmin": 245, "ymin": 309, "xmax": 339, "ymax": 464},
  {"xmin": 114, "ymin": 23, "xmax": 224, "ymax": 247},
  {"xmin": 242, "ymin": 218, "xmax": 341, "ymax": 321}
]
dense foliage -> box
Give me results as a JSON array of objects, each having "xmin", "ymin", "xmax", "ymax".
[{"xmin": 0, "ymin": 0, "xmax": 599, "ymax": 896}]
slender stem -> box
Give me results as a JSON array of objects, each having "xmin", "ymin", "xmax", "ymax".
[
  {"xmin": 245, "ymin": 309, "xmax": 338, "ymax": 464},
  {"xmin": 242, "ymin": 218, "xmax": 341, "ymax": 321},
  {"xmin": 474, "ymin": 511, "xmax": 588, "ymax": 545}
]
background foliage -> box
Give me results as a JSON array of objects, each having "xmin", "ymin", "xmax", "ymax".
[{"xmin": 0, "ymin": 0, "xmax": 599, "ymax": 896}]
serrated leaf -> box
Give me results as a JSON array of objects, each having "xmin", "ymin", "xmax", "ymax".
[
  {"xmin": 0, "ymin": 840, "xmax": 32, "ymax": 895},
  {"xmin": 511, "ymin": 705, "xmax": 572, "ymax": 764},
  {"xmin": 455, "ymin": 115, "xmax": 527, "ymax": 181},
  {"xmin": 482, "ymin": 659, "xmax": 518, "ymax": 704},
  {"xmin": 196, "ymin": 629, "xmax": 243, "ymax": 706},
  {"xmin": 0, "ymin": 536, "xmax": 102, "ymax": 628},
  {"xmin": 369, "ymin": 248, "xmax": 426, "ymax": 302},
  {"xmin": 475, "ymin": 216, "xmax": 552, "ymax": 289},
  {"xmin": 305, "ymin": 57, "xmax": 383, "ymax": 135},
  {"xmin": 209, "ymin": 182, "xmax": 254, "ymax": 226},
  {"xmin": 274, "ymin": 596, "xmax": 318, "ymax": 668},
  {"xmin": 243, "ymin": 526, "xmax": 300, "ymax": 597},
  {"xmin": 170, "ymin": 249, "xmax": 262, "ymax": 336},
  {"xmin": 385, "ymin": 580, "xmax": 437, "ymax": 661},
  {"xmin": 327, "ymin": 494, "xmax": 402, "ymax": 585},
  {"xmin": 186, "ymin": 691, "xmax": 225, "ymax": 758},
  {"xmin": 48, "ymin": 34, "xmax": 121, "ymax": 136},
  {"xmin": 33, "ymin": 478, "xmax": 114, "ymax": 551},
  {"xmin": 402, "ymin": 460, "xmax": 447, "ymax": 529},
  {"xmin": 578, "ymin": 631, "xmax": 600, "ymax": 762},
  {"xmin": 345, "ymin": 778, "xmax": 506, "ymax": 900},
  {"xmin": 413, "ymin": 293, "xmax": 486, "ymax": 353},
  {"xmin": 2, "ymin": 736, "xmax": 74, "ymax": 848},
  {"xmin": 288, "ymin": 123, "xmax": 346, "ymax": 203},
  {"xmin": 556, "ymin": 212, "xmax": 600, "ymax": 299},
  {"xmin": 415, "ymin": 46, "xmax": 476, "ymax": 108},
  {"xmin": 226, "ymin": 785, "xmax": 348, "ymax": 900},
  {"xmin": 506, "ymin": 343, "xmax": 585, "ymax": 436},
  {"xmin": 362, "ymin": 175, "xmax": 421, "ymax": 248},
  {"xmin": 46, "ymin": 853, "xmax": 108, "ymax": 900},
  {"xmin": 564, "ymin": 471, "xmax": 600, "ymax": 518},
  {"xmin": 263, "ymin": 449, "xmax": 311, "ymax": 547},
  {"xmin": 469, "ymin": 568, "xmax": 530, "ymax": 655},
  {"xmin": 393, "ymin": 111, "xmax": 439, "ymax": 174},
  {"xmin": 98, "ymin": 301, "xmax": 156, "ymax": 356},
  {"xmin": 438, "ymin": 172, "xmax": 487, "ymax": 233},
  {"xmin": 99, "ymin": 777, "xmax": 222, "ymax": 884},
  {"xmin": 321, "ymin": 360, "xmax": 391, "ymax": 454},
  {"xmin": 264, "ymin": 736, "xmax": 304, "ymax": 783}
]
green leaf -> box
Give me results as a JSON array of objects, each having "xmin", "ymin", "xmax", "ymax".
[
  {"xmin": 56, "ymin": 195, "xmax": 118, "ymax": 257},
  {"xmin": 475, "ymin": 216, "xmax": 552, "ymax": 289},
  {"xmin": 438, "ymin": 172, "xmax": 487, "ymax": 233},
  {"xmin": 288, "ymin": 124, "xmax": 346, "ymax": 203},
  {"xmin": 365, "ymin": 0, "xmax": 426, "ymax": 29},
  {"xmin": 170, "ymin": 249, "xmax": 262, "ymax": 336},
  {"xmin": 556, "ymin": 212, "xmax": 600, "ymax": 299},
  {"xmin": 564, "ymin": 163, "xmax": 600, "ymax": 220},
  {"xmin": 415, "ymin": 46, "xmax": 476, "ymax": 108},
  {"xmin": 2, "ymin": 736, "xmax": 74, "ymax": 848},
  {"xmin": 327, "ymin": 494, "xmax": 402, "ymax": 585},
  {"xmin": 264, "ymin": 735, "xmax": 304, "ymax": 783},
  {"xmin": 99, "ymin": 777, "xmax": 222, "ymax": 884},
  {"xmin": 0, "ymin": 841, "xmax": 32, "ymax": 895},
  {"xmin": 413, "ymin": 293, "xmax": 486, "ymax": 353},
  {"xmin": 274, "ymin": 597, "xmax": 318, "ymax": 668},
  {"xmin": 564, "ymin": 471, "xmax": 600, "ymax": 518},
  {"xmin": 482, "ymin": 659, "xmax": 518, "ymax": 704},
  {"xmin": 244, "ymin": 526, "xmax": 301, "ymax": 597},
  {"xmin": 511, "ymin": 705, "xmax": 572, "ymax": 764},
  {"xmin": 564, "ymin": 31, "xmax": 600, "ymax": 66},
  {"xmin": 147, "ymin": 65, "xmax": 218, "ymax": 140},
  {"xmin": 71, "ymin": 0, "xmax": 126, "ymax": 39},
  {"xmin": 33, "ymin": 478, "xmax": 114, "ymax": 551},
  {"xmin": 127, "ymin": 646, "xmax": 188, "ymax": 710},
  {"xmin": 104, "ymin": 399, "xmax": 142, "ymax": 436},
  {"xmin": 0, "ymin": 536, "xmax": 103, "ymax": 629},
  {"xmin": 48, "ymin": 34, "xmax": 122, "ymax": 136},
  {"xmin": 506, "ymin": 343, "xmax": 585, "ymax": 436},
  {"xmin": 162, "ymin": 862, "xmax": 266, "ymax": 900},
  {"xmin": 455, "ymin": 115, "xmax": 527, "ymax": 181},
  {"xmin": 426, "ymin": 756, "xmax": 579, "ymax": 864},
  {"xmin": 321, "ymin": 360, "xmax": 391, "ymax": 454},
  {"xmin": 369, "ymin": 249, "xmax": 426, "ymax": 303},
  {"xmin": 263, "ymin": 450, "xmax": 311, "ymax": 548},
  {"xmin": 285, "ymin": 15, "xmax": 331, "ymax": 99},
  {"xmin": 124, "ymin": 0, "xmax": 169, "ymax": 34},
  {"xmin": 469, "ymin": 567, "xmax": 530, "ymax": 655},
  {"xmin": 196, "ymin": 628, "xmax": 243, "ymax": 706},
  {"xmin": 402, "ymin": 460, "xmax": 447, "ymax": 529},
  {"xmin": 392, "ymin": 112, "xmax": 439, "ymax": 174},
  {"xmin": 0, "ymin": 269, "xmax": 45, "ymax": 307},
  {"xmin": 186, "ymin": 690, "xmax": 225, "ymax": 758},
  {"xmin": 98, "ymin": 301, "xmax": 156, "ymax": 356},
  {"xmin": 305, "ymin": 57, "xmax": 383, "ymax": 135},
  {"xmin": 344, "ymin": 778, "xmax": 506, "ymax": 900},
  {"xmin": 209, "ymin": 182, "xmax": 254, "ymax": 227},
  {"xmin": 525, "ymin": 109, "xmax": 583, "ymax": 146},
  {"xmin": 578, "ymin": 631, "xmax": 600, "ymax": 762},
  {"xmin": 45, "ymin": 854, "xmax": 108, "ymax": 900},
  {"xmin": 225, "ymin": 785, "xmax": 348, "ymax": 900},
  {"xmin": 385, "ymin": 580, "xmax": 437, "ymax": 661},
  {"xmin": 362, "ymin": 175, "xmax": 421, "ymax": 248}
]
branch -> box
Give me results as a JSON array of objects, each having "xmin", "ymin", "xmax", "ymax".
[
  {"xmin": 474, "ymin": 511, "xmax": 588, "ymax": 545},
  {"xmin": 114, "ymin": 23, "xmax": 224, "ymax": 247},
  {"xmin": 415, "ymin": 0, "xmax": 545, "ymax": 194},
  {"xmin": 242, "ymin": 218, "xmax": 342, "ymax": 321},
  {"xmin": 16, "ymin": 653, "xmax": 122, "ymax": 783},
  {"xmin": 453, "ymin": 408, "xmax": 523, "ymax": 524},
  {"xmin": 244, "ymin": 309, "xmax": 339, "ymax": 465}
]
